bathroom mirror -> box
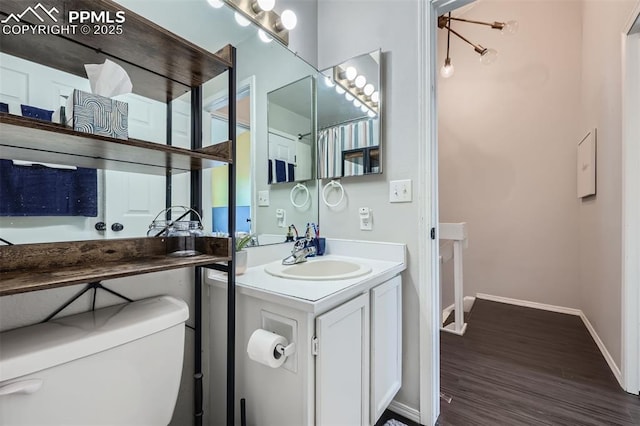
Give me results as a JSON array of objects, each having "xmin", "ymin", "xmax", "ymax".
[
  {"xmin": 317, "ymin": 49, "xmax": 382, "ymax": 179},
  {"xmin": 267, "ymin": 75, "xmax": 315, "ymax": 184},
  {"xmin": 0, "ymin": 0, "xmax": 320, "ymax": 246}
]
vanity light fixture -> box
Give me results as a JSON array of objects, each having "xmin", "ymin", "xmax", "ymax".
[
  {"xmin": 207, "ymin": 0, "xmax": 225, "ymax": 8},
  {"xmin": 438, "ymin": 12, "xmax": 517, "ymax": 75},
  {"xmin": 223, "ymin": 0, "xmax": 297, "ymax": 45},
  {"xmin": 345, "ymin": 92, "xmax": 355, "ymax": 102},
  {"xmin": 234, "ymin": 11, "xmax": 251, "ymax": 26},
  {"xmin": 363, "ymin": 83, "xmax": 374, "ymax": 96},
  {"xmin": 335, "ymin": 85, "xmax": 346, "ymax": 95},
  {"xmin": 354, "ymin": 75, "xmax": 367, "ymax": 89},
  {"xmin": 333, "ymin": 65, "xmax": 379, "ymax": 116},
  {"xmin": 258, "ymin": 29, "xmax": 273, "ymax": 43},
  {"xmin": 353, "ymin": 99, "xmax": 362, "ymax": 108},
  {"xmin": 345, "ymin": 66, "xmax": 358, "ymax": 81}
]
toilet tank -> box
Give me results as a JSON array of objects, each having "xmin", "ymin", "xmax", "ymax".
[{"xmin": 0, "ymin": 295, "xmax": 189, "ymax": 426}]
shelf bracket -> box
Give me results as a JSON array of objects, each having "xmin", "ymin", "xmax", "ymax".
[{"xmin": 41, "ymin": 281, "xmax": 133, "ymax": 323}]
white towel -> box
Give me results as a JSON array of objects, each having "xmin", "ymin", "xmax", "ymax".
[{"xmin": 12, "ymin": 160, "xmax": 77, "ymax": 170}]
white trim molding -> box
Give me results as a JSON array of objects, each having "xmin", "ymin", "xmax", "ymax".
[
  {"xmin": 388, "ymin": 400, "xmax": 421, "ymax": 424},
  {"xmin": 476, "ymin": 293, "xmax": 623, "ymax": 388}
]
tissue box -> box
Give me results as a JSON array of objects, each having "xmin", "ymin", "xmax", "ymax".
[{"xmin": 66, "ymin": 89, "xmax": 128, "ymax": 140}]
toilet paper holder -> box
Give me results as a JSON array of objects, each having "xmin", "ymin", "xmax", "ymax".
[{"xmin": 275, "ymin": 341, "xmax": 296, "ymax": 358}]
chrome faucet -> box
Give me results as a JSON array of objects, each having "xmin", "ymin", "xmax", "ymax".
[{"xmin": 282, "ymin": 239, "xmax": 316, "ymax": 265}]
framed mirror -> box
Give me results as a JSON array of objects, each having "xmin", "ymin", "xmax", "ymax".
[
  {"xmin": 317, "ymin": 49, "xmax": 382, "ymax": 179},
  {"xmin": 267, "ymin": 76, "xmax": 315, "ymax": 184}
]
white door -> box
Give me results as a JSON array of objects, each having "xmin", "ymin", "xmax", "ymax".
[
  {"xmin": 371, "ymin": 276, "xmax": 402, "ymax": 424},
  {"xmin": 315, "ymin": 293, "xmax": 370, "ymax": 426},
  {"xmin": 104, "ymin": 94, "xmax": 167, "ymax": 239}
]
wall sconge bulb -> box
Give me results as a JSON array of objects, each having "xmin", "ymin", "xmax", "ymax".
[
  {"xmin": 345, "ymin": 66, "xmax": 358, "ymax": 81},
  {"xmin": 345, "ymin": 92, "xmax": 355, "ymax": 102},
  {"xmin": 234, "ymin": 12, "xmax": 251, "ymax": 27},
  {"xmin": 355, "ymin": 75, "xmax": 366, "ymax": 88},
  {"xmin": 256, "ymin": 0, "xmax": 275, "ymax": 12},
  {"xmin": 480, "ymin": 48, "xmax": 498, "ymax": 65},
  {"xmin": 335, "ymin": 85, "xmax": 346, "ymax": 95},
  {"xmin": 207, "ymin": 0, "xmax": 225, "ymax": 8},
  {"xmin": 440, "ymin": 58, "xmax": 454, "ymax": 78},
  {"xmin": 258, "ymin": 29, "xmax": 273, "ymax": 43},
  {"xmin": 363, "ymin": 84, "xmax": 375, "ymax": 96},
  {"xmin": 353, "ymin": 99, "xmax": 362, "ymax": 107},
  {"xmin": 367, "ymin": 110, "xmax": 376, "ymax": 118},
  {"xmin": 324, "ymin": 76, "xmax": 334, "ymax": 87},
  {"xmin": 371, "ymin": 91, "xmax": 380, "ymax": 103},
  {"xmin": 280, "ymin": 10, "xmax": 297, "ymax": 30},
  {"xmin": 502, "ymin": 20, "xmax": 518, "ymax": 36}
]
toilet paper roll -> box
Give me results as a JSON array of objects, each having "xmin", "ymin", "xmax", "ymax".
[{"xmin": 247, "ymin": 329, "xmax": 287, "ymax": 368}]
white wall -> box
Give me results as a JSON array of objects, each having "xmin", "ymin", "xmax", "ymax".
[
  {"xmin": 317, "ymin": 0, "xmax": 422, "ymax": 411},
  {"xmin": 579, "ymin": 0, "xmax": 637, "ymax": 369},
  {"xmin": 438, "ymin": 1, "xmax": 583, "ymax": 308}
]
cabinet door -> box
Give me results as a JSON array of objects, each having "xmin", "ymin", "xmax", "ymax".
[
  {"xmin": 316, "ymin": 293, "xmax": 370, "ymax": 426},
  {"xmin": 371, "ymin": 275, "xmax": 402, "ymax": 424}
]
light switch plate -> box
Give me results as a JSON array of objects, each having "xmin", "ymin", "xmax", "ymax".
[
  {"xmin": 258, "ymin": 190, "xmax": 270, "ymax": 207},
  {"xmin": 389, "ymin": 179, "xmax": 412, "ymax": 203}
]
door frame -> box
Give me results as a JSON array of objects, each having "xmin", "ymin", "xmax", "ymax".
[
  {"xmin": 622, "ymin": 1, "xmax": 640, "ymax": 396},
  {"xmin": 418, "ymin": 0, "xmax": 474, "ymax": 424}
]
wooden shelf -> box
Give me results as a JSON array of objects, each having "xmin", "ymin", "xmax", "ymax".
[
  {"xmin": 0, "ymin": 0, "xmax": 232, "ymax": 102},
  {"xmin": 0, "ymin": 237, "xmax": 232, "ymax": 296},
  {"xmin": 0, "ymin": 114, "xmax": 232, "ymax": 174}
]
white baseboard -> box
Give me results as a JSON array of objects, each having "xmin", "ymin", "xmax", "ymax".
[
  {"xmin": 388, "ymin": 400, "xmax": 421, "ymax": 424},
  {"xmin": 475, "ymin": 293, "xmax": 582, "ymax": 316},
  {"xmin": 476, "ymin": 293, "xmax": 623, "ymax": 388},
  {"xmin": 441, "ymin": 296, "xmax": 476, "ymax": 324},
  {"xmin": 579, "ymin": 311, "xmax": 623, "ymax": 387}
]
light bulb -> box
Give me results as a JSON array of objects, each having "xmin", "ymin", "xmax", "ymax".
[
  {"xmin": 367, "ymin": 110, "xmax": 376, "ymax": 118},
  {"xmin": 345, "ymin": 92, "xmax": 355, "ymax": 102},
  {"xmin": 440, "ymin": 58, "xmax": 454, "ymax": 78},
  {"xmin": 280, "ymin": 10, "xmax": 297, "ymax": 30},
  {"xmin": 345, "ymin": 66, "xmax": 357, "ymax": 81},
  {"xmin": 361, "ymin": 105, "xmax": 369, "ymax": 113},
  {"xmin": 353, "ymin": 99, "xmax": 362, "ymax": 107},
  {"xmin": 480, "ymin": 48, "xmax": 498, "ymax": 65},
  {"xmin": 363, "ymin": 83, "xmax": 374, "ymax": 96},
  {"xmin": 256, "ymin": 0, "xmax": 275, "ymax": 11},
  {"xmin": 501, "ymin": 20, "xmax": 518, "ymax": 36},
  {"xmin": 207, "ymin": 0, "xmax": 224, "ymax": 8},
  {"xmin": 324, "ymin": 76, "xmax": 334, "ymax": 87},
  {"xmin": 258, "ymin": 29, "xmax": 272, "ymax": 43},
  {"xmin": 335, "ymin": 85, "xmax": 346, "ymax": 95},
  {"xmin": 371, "ymin": 91, "xmax": 379, "ymax": 103},
  {"xmin": 234, "ymin": 12, "xmax": 251, "ymax": 27},
  {"xmin": 355, "ymin": 75, "xmax": 366, "ymax": 88}
]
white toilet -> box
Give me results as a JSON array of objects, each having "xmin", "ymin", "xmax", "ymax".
[{"xmin": 0, "ymin": 295, "xmax": 189, "ymax": 425}]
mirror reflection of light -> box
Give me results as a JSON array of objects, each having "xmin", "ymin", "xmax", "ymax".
[
  {"xmin": 353, "ymin": 99, "xmax": 362, "ymax": 107},
  {"xmin": 371, "ymin": 91, "xmax": 379, "ymax": 103},
  {"xmin": 355, "ymin": 75, "xmax": 366, "ymax": 88},
  {"xmin": 364, "ymin": 83, "xmax": 374, "ymax": 96},
  {"xmin": 361, "ymin": 104, "xmax": 369, "ymax": 113},
  {"xmin": 258, "ymin": 29, "xmax": 273, "ymax": 43},
  {"xmin": 345, "ymin": 92, "xmax": 354, "ymax": 102},
  {"xmin": 324, "ymin": 76, "xmax": 334, "ymax": 87},
  {"xmin": 335, "ymin": 85, "xmax": 346, "ymax": 94},
  {"xmin": 367, "ymin": 110, "xmax": 376, "ymax": 118},
  {"xmin": 345, "ymin": 66, "xmax": 357, "ymax": 81},
  {"xmin": 207, "ymin": 0, "xmax": 224, "ymax": 8},
  {"xmin": 234, "ymin": 12, "xmax": 251, "ymax": 26}
]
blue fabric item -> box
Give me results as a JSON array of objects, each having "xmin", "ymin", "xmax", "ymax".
[
  {"xmin": 287, "ymin": 163, "xmax": 295, "ymax": 182},
  {"xmin": 20, "ymin": 104, "xmax": 53, "ymax": 122},
  {"xmin": 275, "ymin": 159, "xmax": 286, "ymax": 183},
  {"xmin": 268, "ymin": 159, "xmax": 273, "ymax": 184},
  {"xmin": 0, "ymin": 160, "xmax": 97, "ymax": 217},
  {"xmin": 212, "ymin": 205, "xmax": 251, "ymax": 234},
  {"xmin": 0, "ymin": 103, "xmax": 8, "ymax": 113}
]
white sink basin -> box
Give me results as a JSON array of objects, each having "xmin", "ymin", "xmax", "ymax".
[{"xmin": 264, "ymin": 259, "xmax": 372, "ymax": 281}]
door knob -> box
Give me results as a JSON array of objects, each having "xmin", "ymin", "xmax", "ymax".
[
  {"xmin": 111, "ymin": 223, "xmax": 124, "ymax": 232},
  {"xmin": 95, "ymin": 222, "xmax": 107, "ymax": 231}
]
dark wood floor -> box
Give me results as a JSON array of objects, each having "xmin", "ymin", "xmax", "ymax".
[{"xmin": 438, "ymin": 299, "xmax": 640, "ymax": 426}]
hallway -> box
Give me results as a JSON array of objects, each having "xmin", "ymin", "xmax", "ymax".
[{"xmin": 438, "ymin": 299, "xmax": 640, "ymax": 425}]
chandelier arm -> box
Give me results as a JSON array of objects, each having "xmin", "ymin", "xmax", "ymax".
[
  {"xmin": 444, "ymin": 24, "xmax": 487, "ymax": 55},
  {"xmin": 447, "ymin": 16, "xmax": 505, "ymax": 29}
]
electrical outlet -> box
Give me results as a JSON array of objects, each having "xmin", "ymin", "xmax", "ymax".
[
  {"xmin": 276, "ymin": 209, "xmax": 286, "ymax": 228},
  {"xmin": 359, "ymin": 207, "xmax": 372, "ymax": 231},
  {"xmin": 258, "ymin": 190, "xmax": 270, "ymax": 207},
  {"xmin": 389, "ymin": 179, "xmax": 412, "ymax": 203}
]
